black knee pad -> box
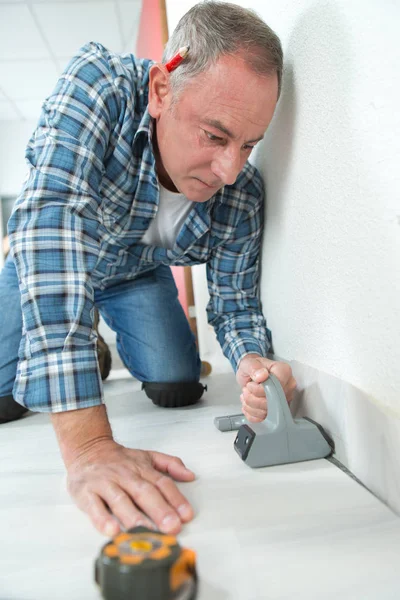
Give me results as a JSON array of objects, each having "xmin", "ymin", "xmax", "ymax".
[
  {"xmin": 0, "ymin": 394, "xmax": 29, "ymax": 424},
  {"xmin": 141, "ymin": 381, "xmax": 207, "ymax": 408}
]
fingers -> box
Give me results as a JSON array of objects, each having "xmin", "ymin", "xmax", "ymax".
[
  {"xmin": 67, "ymin": 445, "xmax": 196, "ymax": 539},
  {"xmin": 110, "ymin": 473, "xmax": 194, "ymax": 534},
  {"xmin": 268, "ymin": 363, "xmax": 297, "ymax": 401},
  {"xmin": 151, "ymin": 472, "xmax": 194, "ymax": 523},
  {"xmin": 285, "ymin": 375, "xmax": 297, "ymax": 403},
  {"xmin": 244, "ymin": 381, "xmax": 267, "ymax": 399},
  {"xmin": 150, "ymin": 451, "xmax": 196, "ymax": 482},
  {"xmin": 241, "ymin": 383, "xmax": 267, "ymax": 420},
  {"xmin": 242, "ymin": 407, "xmax": 265, "ymax": 423},
  {"xmin": 269, "ymin": 360, "xmax": 292, "ymax": 382},
  {"xmin": 241, "ymin": 368, "xmax": 298, "ymax": 418},
  {"xmin": 240, "ymin": 391, "xmax": 267, "ymax": 422},
  {"xmin": 101, "ymin": 484, "xmax": 156, "ymax": 531},
  {"xmin": 77, "ymin": 488, "xmax": 155, "ymax": 537},
  {"xmin": 77, "ymin": 492, "xmax": 120, "ymax": 537},
  {"xmin": 76, "ymin": 474, "xmax": 190, "ymax": 536},
  {"xmin": 249, "ymin": 366, "xmax": 270, "ymax": 384},
  {"xmin": 126, "ymin": 477, "xmax": 184, "ymax": 535},
  {"xmin": 122, "ymin": 452, "xmax": 196, "ymax": 534}
]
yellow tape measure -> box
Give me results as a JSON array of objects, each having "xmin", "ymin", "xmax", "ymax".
[{"xmin": 95, "ymin": 526, "xmax": 197, "ymax": 600}]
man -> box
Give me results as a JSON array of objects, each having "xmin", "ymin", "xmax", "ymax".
[{"xmin": 0, "ymin": 1, "xmax": 296, "ymax": 537}]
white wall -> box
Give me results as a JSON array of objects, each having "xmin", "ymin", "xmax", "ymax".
[
  {"xmin": 0, "ymin": 120, "xmax": 36, "ymax": 197},
  {"xmin": 0, "ymin": 120, "xmax": 37, "ymax": 268},
  {"xmin": 253, "ymin": 0, "xmax": 400, "ymax": 414},
  {"xmin": 166, "ymin": 0, "xmax": 400, "ymax": 410},
  {"xmin": 166, "ymin": 1, "xmax": 400, "ymax": 512}
]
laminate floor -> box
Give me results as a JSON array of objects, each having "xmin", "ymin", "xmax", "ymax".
[{"xmin": 1, "ymin": 368, "xmax": 399, "ymax": 599}]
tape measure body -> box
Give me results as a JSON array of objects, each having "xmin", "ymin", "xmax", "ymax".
[{"xmin": 95, "ymin": 526, "xmax": 197, "ymax": 600}]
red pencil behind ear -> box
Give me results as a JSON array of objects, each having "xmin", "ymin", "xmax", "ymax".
[{"xmin": 165, "ymin": 46, "xmax": 190, "ymax": 72}]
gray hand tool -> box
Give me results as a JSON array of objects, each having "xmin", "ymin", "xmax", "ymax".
[{"xmin": 214, "ymin": 374, "xmax": 334, "ymax": 468}]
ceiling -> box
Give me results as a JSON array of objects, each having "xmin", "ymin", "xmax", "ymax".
[{"xmin": 0, "ymin": 0, "xmax": 142, "ymax": 121}]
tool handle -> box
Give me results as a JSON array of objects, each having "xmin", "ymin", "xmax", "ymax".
[
  {"xmin": 263, "ymin": 374, "xmax": 294, "ymax": 430},
  {"xmin": 214, "ymin": 414, "xmax": 247, "ymax": 431},
  {"xmin": 214, "ymin": 374, "xmax": 293, "ymax": 432}
]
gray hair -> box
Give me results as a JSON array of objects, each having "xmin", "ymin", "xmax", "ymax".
[{"xmin": 162, "ymin": 1, "xmax": 283, "ymax": 100}]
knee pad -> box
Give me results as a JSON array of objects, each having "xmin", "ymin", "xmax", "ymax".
[
  {"xmin": 0, "ymin": 394, "xmax": 28, "ymax": 424},
  {"xmin": 141, "ymin": 381, "xmax": 207, "ymax": 408}
]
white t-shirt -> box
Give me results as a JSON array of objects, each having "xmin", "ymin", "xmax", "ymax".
[{"xmin": 141, "ymin": 184, "xmax": 193, "ymax": 249}]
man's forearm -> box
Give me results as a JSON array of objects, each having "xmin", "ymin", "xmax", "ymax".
[{"xmin": 51, "ymin": 404, "xmax": 113, "ymax": 468}]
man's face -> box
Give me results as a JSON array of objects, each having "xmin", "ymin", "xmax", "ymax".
[{"xmin": 148, "ymin": 54, "xmax": 279, "ymax": 202}]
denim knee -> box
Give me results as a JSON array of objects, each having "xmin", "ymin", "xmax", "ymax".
[{"xmin": 0, "ymin": 256, "xmax": 22, "ymax": 397}]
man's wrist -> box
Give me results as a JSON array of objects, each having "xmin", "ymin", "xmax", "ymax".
[
  {"xmin": 51, "ymin": 404, "xmax": 114, "ymax": 468},
  {"xmin": 237, "ymin": 352, "xmax": 263, "ymax": 370}
]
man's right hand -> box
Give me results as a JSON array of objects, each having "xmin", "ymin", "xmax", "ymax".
[
  {"xmin": 66, "ymin": 440, "xmax": 195, "ymax": 537},
  {"xmin": 51, "ymin": 404, "xmax": 195, "ymax": 537}
]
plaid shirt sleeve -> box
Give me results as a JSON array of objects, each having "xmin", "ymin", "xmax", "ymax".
[
  {"xmin": 7, "ymin": 43, "xmax": 119, "ymax": 412},
  {"xmin": 206, "ymin": 185, "xmax": 271, "ymax": 372}
]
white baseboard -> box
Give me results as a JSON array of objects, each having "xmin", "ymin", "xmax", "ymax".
[{"xmin": 290, "ymin": 360, "xmax": 400, "ymax": 516}]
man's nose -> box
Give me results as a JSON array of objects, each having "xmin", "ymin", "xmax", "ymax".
[{"xmin": 211, "ymin": 147, "xmax": 242, "ymax": 186}]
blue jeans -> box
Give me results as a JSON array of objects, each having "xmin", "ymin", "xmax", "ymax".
[{"xmin": 0, "ymin": 255, "xmax": 201, "ymax": 398}]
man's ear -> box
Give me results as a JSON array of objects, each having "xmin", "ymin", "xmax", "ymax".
[{"xmin": 148, "ymin": 64, "xmax": 171, "ymax": 119}]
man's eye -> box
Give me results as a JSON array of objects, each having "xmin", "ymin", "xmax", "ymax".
[{"xmin": 205, "ymin": 131, "xmax": 222, "ymax": 142}]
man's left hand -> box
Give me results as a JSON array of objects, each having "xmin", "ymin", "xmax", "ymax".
[{"xmin": 236, "ymin": 354, "xmax": 296, "ymax": 423}]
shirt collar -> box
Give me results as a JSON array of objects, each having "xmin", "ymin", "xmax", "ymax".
[{"xmin": 134, "ymin": 105, "xmax": 154, "ymax": 146}]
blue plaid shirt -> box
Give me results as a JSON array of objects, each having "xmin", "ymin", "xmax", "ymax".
[{"xmin": 8, "ymin": 42, "xmax": 271, "ymax": 413}]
